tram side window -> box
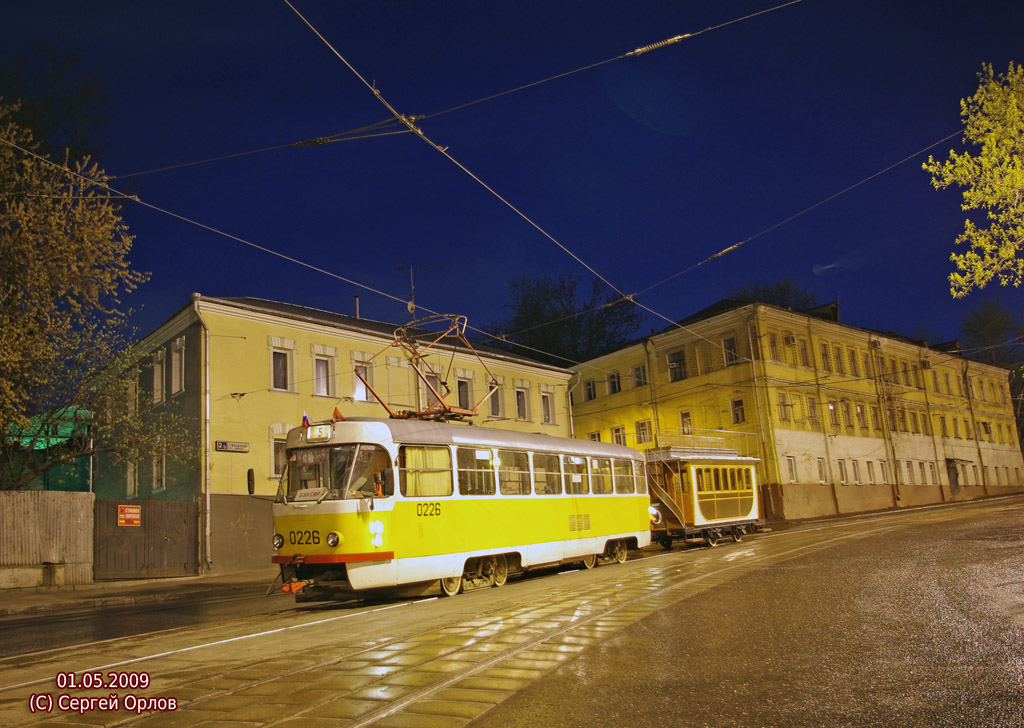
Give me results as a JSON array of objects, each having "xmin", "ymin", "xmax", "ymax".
[
  {"xmin": 633, "ymin": 460, "xmax": 648, "ymax": 494},
  {"xmin": 457, "ymin": 447, "xmax": 496, "ymax": 496},
  {"xmin": 591, "ymin": 458, "xmax": 613, "ymax": 494},
  {"xmin": 729, "ymin": 469, "xmax": 738, "ymax": 491},
  {"xmin": 348, "ymin": 445, "xmax": 394, "ymax": 498},
  {"xmin": 399, "ymin": 445, "xmax": 453, "ymax": 498},
  {"xmin": 696, "ymin": 469, "xmax": 705, "ymax": 492},
  {"xmin": 743, "ymin": 468, "xmax": 753, "ymax": 489},
  {"xmin": 564, "ymin": 455, "xmax": 589, "ymax": 494},
  {"xmin": 614, "ymin": 460, "xmax": 635, "ymax": 494},
  {"xmin": 497, "ymin": 449, "xmax": 531, "ymax": 495},
  {"xmin": 533, "ymin": 453, "xmax": 562, "ymax": 494}
]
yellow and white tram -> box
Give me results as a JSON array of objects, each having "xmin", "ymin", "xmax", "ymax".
[
  {"xmin": 270, "ymin": 417, "xmax": 652, "ymax": 600},
  {"xmin": 646, "ymin": 448, "xmax": 762, "ymax": 548}
]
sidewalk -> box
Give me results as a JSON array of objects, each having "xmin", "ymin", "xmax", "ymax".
[{"xmin": 0, "ymin": 568, "xmax": 282, "ymax": 618}]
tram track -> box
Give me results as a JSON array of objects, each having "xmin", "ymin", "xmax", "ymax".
[{"xmin": 2, "ymin": 497, "xmax": 1016, "ymax": 727}]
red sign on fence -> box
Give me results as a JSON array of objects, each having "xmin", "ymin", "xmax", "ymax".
[{"xmin": 117, "ymin": 504, "xmax": 141, "ymax": 527}]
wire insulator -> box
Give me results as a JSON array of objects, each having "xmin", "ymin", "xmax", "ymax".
[{"xmin": 627, "ymin": 34, "xmax": 690, "ymax": 57}]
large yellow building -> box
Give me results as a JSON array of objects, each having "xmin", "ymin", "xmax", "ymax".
[
  {"xmin": 571, "ymin": 301, "xmax": 1024, "ymax": 520},
  {"xmin": 97, "ymin": 295, "xmax": 573, "ymax": 573}
]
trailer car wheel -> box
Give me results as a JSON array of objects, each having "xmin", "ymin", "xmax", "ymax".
[
  {"xmin": 580, "ymin": 554, "xmax": 597, "ymax": 569},
  {"xmin": 659, "ymin": 535, "xmax": 674, "ymax": 550},
  {"xmin": 704, "ymin": 530, "xmax": 720, "ymax": 547},
  {"xmin": 489, "ymin": 555, "xmax": 508, "ymax": 588},
  {"xmin": 731, "ymin": 526, "xmax": 745, "ymax": 543},
  {"xmin": 607, "ymin": 540, "xmax": 627, "ymax": 564},
  {"xmin": 440, "ymin": 575, "xmax": 463, "ymax": 597}
]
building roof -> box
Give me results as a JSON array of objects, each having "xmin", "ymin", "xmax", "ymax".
[{"xmin": 194, "ymin": 296, "xmax": 572, "ymax": 375}]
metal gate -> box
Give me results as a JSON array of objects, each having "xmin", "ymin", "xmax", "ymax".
[{"xmin": 93, "ymin": 499, "xmax": 199, "ymax": 580}]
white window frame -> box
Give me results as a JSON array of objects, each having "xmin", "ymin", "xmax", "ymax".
[
  {"xmin": 611, "ymin": 426, "xmax": 627, "ymax": 446},
  {"xmin": 170, "ymin": 336, "xmax": 185, "ymax": 396},
  {"xmin": 635, "ymin": 419, "xmax": 653, "ymax": 445},
  {"xmin": 152, "ymin": 349, "xmax": 165, "ymax": 403},
  {"xmin": 632, "ymin": 364, "xmax": 648, "ymax": 387},
  {"xmin": 731, "ymin": 398, "xmax": 745, "ymax": 424},
  {"xmin": 352, "ymin": 351, "xmax": 374, "ymax": 402},
  {"xmin": 270, "ymin": 422, "xmax": 291, "ymax": 479},
  {"xmin": 269, "ymin": 336, "xmax": 296, "ymax": 393},
  {"xmin": 786, "ymin": 455, "xmax": 797, "ymax": 483},
  {"xmin": 515, "ymin": 386, "xmax": 530, "ymax": 421},
  {"xmin": 311, "ymin": 344, "xmax": 337, "ymax": 398}
]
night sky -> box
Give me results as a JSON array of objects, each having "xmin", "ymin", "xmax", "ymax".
[{"xmin": 4, "ymin": 1, "xmax": 1023, "ymax": 356}]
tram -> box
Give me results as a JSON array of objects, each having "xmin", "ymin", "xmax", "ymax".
[
  {"xmin": 646, "ymin": 447, "xmax": 763, "ymax": 548},
  {"xmin": 269, "ymin": 416, "xmax": 652, "ymax": 601}
]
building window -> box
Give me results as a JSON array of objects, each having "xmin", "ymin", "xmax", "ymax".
[
  {"xmin": 778, "ymin": 392, "xmax": 790, "ymax": 421},
  {"xmin": 313, "ymin": 353, "xmax": 335, "ymax": 397},
  {"xmin": 731, "ymin": 398, "xmax": 746, "ymax": 425},
  {"xmin": 152, "ymin": 349, "xmax": 166, "ymax": 403},
  {"xmin": 905, "ymin": 460, "xmax": 915, "ymax": 484},
  {"xmin": 679, "ymin": 411, "xmax": 692, "ymax": 434},
  {"xmin": 423, "ymin": 373, "xmax": 441, "ymax": 408},
  {"xmin": 151, "ymin": 441, "xmax": 166, "ymax": 493},
  {"xmin": 828, "ymin": 401, "xmax": 839, "ymax": 427},
  {"xmin": 940, "ymin": 416, "xmax": 948, "ymax": 438},
  {"xmin": 863, "ymin": 352, "xmax": 873, "ymax": 379},
  {"xmin": 668, "ymin": 349, "xmax": 687, "ymax": 381},
  {"xmin": 587, "ymin": 431, "xmax": 601, "ymax": 442},
  {"xmin": 848, "ymin": 349, "xmax": 859, "ymax": 378},
  {"xmin": 953, "ymin": 418, "xmax": 961, "ymax": 438},
  {"xmin": 583, "ymin": 379, "xmax": 596, "ymax": 402},
  {"xmin": 841, "ymin": 401, "xmax": 853, "ymax": 427},
  {"xmin": 540, "ymin": 392, "xmax": 554, "ymax": 425},
  {"xmin": 353, "ymin": 354, "xmax": 376, "ymax": 402},
  {"xmin": 457, "ymin": 379, "xmax": 472, "ymax": 409},
  {"xmin": 944, "ymin": 372, "xmax": 953, "ymax": 395},
  {"xmin": 632, "ymin": 365, "xmax": 648, "ymax": 387},
  {"xmin": 837, "ymin": 459, "xmax": 848, "ymax": 484},
  {"xmin": 929, "ymin": 462, "xmax": 937, "ymax": 484},
  {"xmin": 867, "ymin": 460, "xmax": 876, "ymax": 484},
  {"xmin": 852, "ymin": 460, "xmax": 861, "ymax": 484},
  {"xmin": 607, "ymin": 372, "xmax": 621, "ymax": 395},
  {"xmin": 515, "ymin": 388, "xmax": 529, "ymax": 421},
  {"xmin": 919, "ymin": 461, "xmax": 927, "ymax": 484},
  {"xmin": 170, "ymin": 337, "xmax": 185, "ymax": 395},
  {"xmin": 819, "ymin": 343, "xmax": 832, "ymax": 372},
  {"xmin": 636, "ymin": 419, "xmax": 653, "ymax": 444},
  {"xmin": 932, "ymin": 370, "xmax": 940, "ymax": 391},
  {"xmin": 489, "ymin": 383, "xmax": 503, "ymax": 418},
  {"xmin": 856, "ymin": 404, "xmax": 867, "ymax": 429},
  {"xmin": 879, "ymin": 459, "xmax": 889, "ymax": 484},
  {"xmin": 722, "ymin": 338, "xmax": 740, "ymax": 366},
  {"xmin": 817, "ymin": 457, "xmax": 827, "ymax": 484},
  {"xmin": 799, "ymin": 339, "xmax": 810, "ymax": 367},
  {"xmin": 871, "ymin": 406, "xmax": 882, "ymax": 431},
  {"xmin": 807, "ymin": 397, "xmax": 820, "ymax": 424},
  {"xmin": 786, "ymin": 455, "xmax": 797, "ymax": 483},
  {"xmin": 272, "ymin": 350, "xmax": 289, "ymax": 391},
  {"xmin": 833, "ymin": 346, "xmax": 845, "ymax": 375},
  {"xmin": 769, "ymin": 333, "xmax": 779, "ymax": 361},
  {"xmin": 611, "ymin": 426, "xmax": 626, "ymax": 446}
]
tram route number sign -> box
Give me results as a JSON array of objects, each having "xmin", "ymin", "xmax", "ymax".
[
  {"xmin": 118, "ymin": 505, "xmax": 141, "ymax": 527},
  {"xmin": 215, "ymin": 440, "xmax": 250, "ymax": 453}
]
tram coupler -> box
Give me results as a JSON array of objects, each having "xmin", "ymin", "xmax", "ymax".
[{"xmin": 279, "ymin": 578, "xmax": 316, "ymax": 594}]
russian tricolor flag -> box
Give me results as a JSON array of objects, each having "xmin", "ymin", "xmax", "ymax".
[{"xmin": 301, "ymin": 412, "xmax": 310, "ymax": 428}]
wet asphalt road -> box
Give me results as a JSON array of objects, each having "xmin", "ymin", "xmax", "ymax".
[{"xmin": 472, "ymin": 503, "xmax": 1024, "ymax": 728}]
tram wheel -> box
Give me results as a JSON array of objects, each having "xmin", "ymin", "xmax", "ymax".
[
  {"xmin": 607, "ymin": 540, "xmax": 627, "ymax": 564},
  {"xmin": 658, "ymin": 535, "xmax": 674, "ymax": 550},
  {"xmin": 580, "ymin": 553, "xmax": 597, "ymax": 569},
  {"xmin": 704, "ymin": 529, "xmax": 720, "ymax": 547},
  {"xmin": 439, "ymin": 575, "xmax": 463, "ymax": 597},
  {"xmin": 731, "ymin": 525, "xmax": 746, "ymax": 543},
  {"xmin": 489, "ymin": 555, "xmax": 508, "ymax": 588}
]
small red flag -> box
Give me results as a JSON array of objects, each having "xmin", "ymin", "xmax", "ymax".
[{"xmin": 333, "ymin": 407, "xmax": 345, "ymax": 422}]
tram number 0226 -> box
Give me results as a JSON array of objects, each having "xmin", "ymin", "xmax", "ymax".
[
  {"xmin": 289, "ymin": 530, "xmax": 320, "ymax": 545},
  {"xmin": 416, "ymin": 502, "xmax": 441, "ymax": 517}
]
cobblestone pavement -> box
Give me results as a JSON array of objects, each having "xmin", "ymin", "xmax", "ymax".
[{"xmin": 0, "ymin": 497, "xmax": 1018, "ymax": 727}]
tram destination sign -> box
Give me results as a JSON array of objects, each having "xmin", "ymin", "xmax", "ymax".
[{"xmin": 215, "ymin": 440, "xmax": 250, "ymax": 453}]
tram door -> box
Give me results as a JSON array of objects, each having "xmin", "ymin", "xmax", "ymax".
[{"xmin": 563, "ymin": 456, "xmax": 591, "ymax": 555}]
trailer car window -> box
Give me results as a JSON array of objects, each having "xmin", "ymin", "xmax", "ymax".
[
  {"xmin": 591, "ymin": 458, "xmax": 612, "ymax": 494},
  {"xmin": 533, "ymin": 453, "xmax": 562, "ymax": 494},
  {"xmin": 614, "ymin": 460, "xmax": 635, "ymax": 494},
  {"xmin": 564, "ymin": 455, "xmax": 589, "ymax": 494},
  {"xmin": 498, "ymin": 450, "xmax": 531, "ymax": 495},
  {"xmin": 458, "ymin": 447, "xmax": 496, "ymax": 496}
]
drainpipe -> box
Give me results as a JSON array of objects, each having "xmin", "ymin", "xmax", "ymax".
[
  {"xmin": 919, "ymin": 357, "xmax": 946, "ymax": 501},
  {"xmin": 807, "ymin": 318, "xmax": 840, "ymax": 515},
  {"xmin": 642, "ymin": 339, "xmax": 660, "ymax": 448},
  {"xmin": 191, "ymin": 293, "xmax": 213, "ymax": 571},
  {"xmin": 567, "ymin": 373, "xmax": 580, "ymax": 439},
  {"xmin": 745, "ymin": 312, "xmax": 773, "ymax": 519},
  {"xmin": 962, "ymin": 360, "xmax": 989, "ymax": 496}
]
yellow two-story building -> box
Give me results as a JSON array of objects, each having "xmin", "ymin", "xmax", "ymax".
[
  {"xmin": 95, "ymin": 295, "xmax": 573, "ymax": 573},
  {"xmin": 571, "ymin": 300, "xmax": 1024, "ymax": 521}
]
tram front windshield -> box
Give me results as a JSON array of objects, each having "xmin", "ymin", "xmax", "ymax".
[{"xmin": 278, "ymin": 444, "xmax": 392, "ymax": 502}]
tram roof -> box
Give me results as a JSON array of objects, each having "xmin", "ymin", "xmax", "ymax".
[{"xmin": 341, "ymin": 418, "xmax": 644, "ymax": 460}]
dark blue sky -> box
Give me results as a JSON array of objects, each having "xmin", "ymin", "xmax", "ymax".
[{"xmin": 4, "ymin": 1, "xmax": 1024, "ymax": 353}]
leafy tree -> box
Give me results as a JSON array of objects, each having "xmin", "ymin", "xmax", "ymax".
[
  {"xmin": 724, "ymin": 277, "xmax": 819, "ymax": 310},
  {"xmin": 483, "ymin": 273, "xmax": 643, "ymax": 366},
  {"xmin": 923, "ymin": 62, "xmax": 1024, "ymax": 298},
  {"xmin": 0, "ymin": 101, "xmax": 185, "ymax": 489}
]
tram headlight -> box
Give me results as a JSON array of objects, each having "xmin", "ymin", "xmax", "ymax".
[
  {"xmin": 327, "ymin": 531, "xmax": 340, "ymax": 548},
  {"xmin": 272, "ymin": 533, "xmax": 284, "ymax": 549},
  {"xmin": 648, "ymin": 506, "xmax": 663, "ymax": 525}
]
